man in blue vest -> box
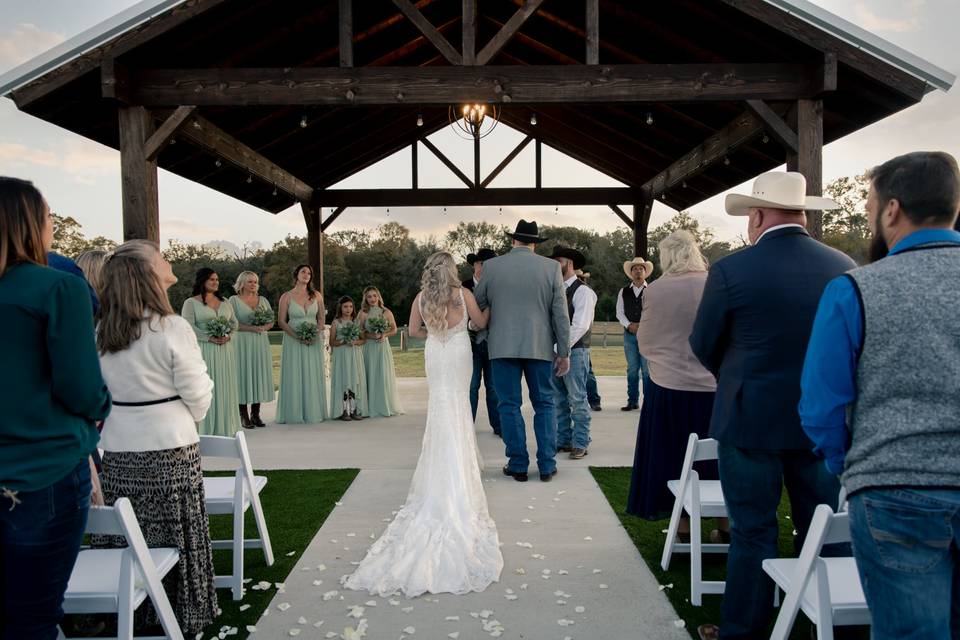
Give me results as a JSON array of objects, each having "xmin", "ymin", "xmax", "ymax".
[
  {"xmin": 801, "ymin": 151, "xmax": 960, "ymax": 639},
  {"xmin": 690, "ymin": 171, "xmax": 856, "ymax": 639}
]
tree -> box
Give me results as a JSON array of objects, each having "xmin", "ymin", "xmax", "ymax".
[
  {"xmin": 444, "ymin": 221, "xmax": 511, "ymax": 262},
  {"xmin": 823, "ymin": 173, "xmax": 871, "ymax": 264},
  {"xmin": 50, "ymin": 213, "xmax": 117, "ymax": 258}
]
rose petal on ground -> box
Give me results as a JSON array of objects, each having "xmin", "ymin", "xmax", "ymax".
[
  {"xmin": 479, "ymin": 610, "xmax": 493, "ymax": 619},
  {"xmin": 313, "ymin": 580, "xmax": 324, "ymax": 586},
  {"xmin": 288, "ymin": 629, "xmax": 300, "ymax": 637},
  {"xmin": 346, "ymin": 533, "xmax": 356, "ymax": 537},
  {"xmin": 445, "ymin": 616, "xmax": 460, "ymax": 621},
  {"xmin": 520, "ymin": 583, "xmax": 528, "ymax": 590},
  {"xmin": 403, "ymin": 626, "xmax": 415, "ymax": 634},
  {"xmin": 592, "ymin": 569, "xmax": 602, "ymax": 574},
  {"xmin": 448, "ymin": 633, "xmax": 460, "ymax": 639},
  {"xmin": 674, "ymin": 619, "xmax": 686, "ymax": 628},
  {"xmin": 286, "ymin": 551, "xmax": 296, "ymax": 557},
  {"xmin": 402, "ymin": 606, "xmax": 414, "ymax": 613},
  {"xmin": 558, "ymin": 569, "xmax": 569, "ymax": 575},
  {"xmin": 599, "ymin": 584, "xmax": 608, "ymax": 589},
  {"xmin": 575, "ymin": 606, "xmax": 586, "ymax": 613},
  {"xmin": 298, "ymin": 616, "xmax": 308, "ymax": 624},
  {"xmin": 583, "ymin": 536, "xmax": 593, "ymax": 541},
  {"xmin": 277, "ymin": 603, "xmax": 291, "ymax": 612},
  {"xmin": 347, "ymin": 605, "xmax": 365, "ymax": 618},
  {"xmin": 245, "ymin": 627, "xmax": 256, "ymax": 633},
  {"xmin": 558, "ymin": 619, "xmax": 575, "ymax": 626},
  {"xmin": 364, "ymin": 600, "xmax": 376, "ymax": 607},
  {"xmin": 314, "ymin": 620, "xmax": 325, "ymax": 627},
  {"xmin": 239, "ymin": 604, "xmax": 251, "ymax": 612},
  {"xmin": 389, "ymin": 599, "xmax": 400, "ymax": 606},
  {"xmin": 521, "ymin": 519, "xmax": 532, "ymax": 523}
]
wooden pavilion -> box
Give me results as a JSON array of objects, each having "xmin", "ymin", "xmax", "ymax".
[{"xmin": 0, "ymin": 0, "xmax": 953, "ymax": 290}]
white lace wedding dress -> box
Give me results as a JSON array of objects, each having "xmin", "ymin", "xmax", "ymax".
[{"xmin": 342, "ymin": 291, "xmax": 503, "ymax": 597}]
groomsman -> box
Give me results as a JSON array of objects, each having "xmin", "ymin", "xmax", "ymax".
[
  {"xmin": 617, "ymin": 257, "xmax": 653, "ymax": 411},
  {"xmin": 463, "ymin": 248, "xmax": 501, "ymax": 435},
  {"xmin": 550, "ymin": 246, "xmax": 597, "ymax": 460}
]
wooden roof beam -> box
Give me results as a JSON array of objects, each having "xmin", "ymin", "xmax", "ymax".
[
  {"xmin": 744, "ymin": 99, "xmax": 797, "ymax": 152},
  {"xmin": 144, "ymin": 105, "xmax": 196, "ymax": 160},
  {"xmin": 390, "ymin": 0, "xmax": 462, "ymax": 65},
  {"xmin": 314, "ymin": 187, "xmax": 639, "ymax": 208},
  {"xmin": 477, "ymin": 0, "xmax": 546, "ymax": 65},
  {"xmin": 129, "ymin": 63, "xmax": 831, "ymax": 106},
  {"xmin": 175, "ymin": 114, "xmax": 313, "ymax": 202}
]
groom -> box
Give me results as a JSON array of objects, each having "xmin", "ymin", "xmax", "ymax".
[{"xmin": 475, "ymin": 220, "xmax": 571, "ymax": 482}]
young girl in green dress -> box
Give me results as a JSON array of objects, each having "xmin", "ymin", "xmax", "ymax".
[
  {"xmin": 181, "ymin": 268, "xmax": 241, "ymax": 436},
  {"xmin": 330, "ymin": 295, "xmax": 368, "ymax": 421},
  {"xmin": 276, "ymin": 264, "xmax": 328, "ymax": 423},
  {"xmin": 358, "ymin": 286, "xmax": 403, "ymax": 417},
  {"xmin": 229, "ymin": 271, "xmax": 275, "ymax": 428}
]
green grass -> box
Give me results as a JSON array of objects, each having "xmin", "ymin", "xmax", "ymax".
[
  {"xmin": 590, "ymin": 467, "xmax": 827, "ymax": 640},
  {"xmin": 200, "ymin": 469, "xmax": 359, "ymax": 639}
]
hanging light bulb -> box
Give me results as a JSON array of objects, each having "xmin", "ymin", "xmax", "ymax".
[
  {"xmin": 272, "ymin": 187, "xmax": 278, "ymax": 196},
  {"xmin": 416, "ymin": 113, "xmax": 423, "ymax": 127},
  {"xmin": 723, "ymin": 156, "xmax": 731, "ymax": 166},
  {"xmin": 530, "ymin": 113, "xmax": 537, "ymax": 126},
  {"xmin": 214, "ymin": 158, "xmax": 222, "ymax": 168},
  {"xmin": 645, "ymin": 112, "xmax": 654, "ymax": 126},
  {"xmin": 246, "ymin": 175, "xmax": 252, "ymax": 184},
  {"xmin": 762, "ymin": 133, "xmax": 770, "ymax": 144},
  {"xmin": 300, "ymin": 115, "xmax": 308, "ymax": 128}
]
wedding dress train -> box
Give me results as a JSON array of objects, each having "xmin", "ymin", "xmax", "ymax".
[{"xmin": 342, "ymin": 292, "xmax": 503, "ymax": 597}]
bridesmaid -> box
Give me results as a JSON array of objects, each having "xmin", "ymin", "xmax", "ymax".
[
  {"xmin": 181, "ymin": 268, "xmax": 241, "ymax": 436},
  {"xmin": 330, "ymin": 295, "xmax": 368, "ymax": 421},
  {"xmin": 358, "ymin": 286, "xmax": 403, "ymax": 417},
  {"xmin": 276, "ymin": 264, "xmax": 328, "ymax": 424},
  {"xmin": 229, "ymin": 271, "xmax": 275, "ymax": 428}
]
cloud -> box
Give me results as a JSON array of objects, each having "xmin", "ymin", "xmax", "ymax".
[
  {"xmin": 0, "ymin": 23, "xmax": 66, "ymax": 72},
  {"xmin": 0, "ymin": 139, "xmax": 117, "ymax": 178},
  {"xmin": 0, "ymin": 142, "xmax": 60, "ymax": 168},
  {"xmin": 852, "ymin": 1, "xmax": 924, "ymax": 33},
  {"xmin": 162, "ymin": 217, "xmax": 231, "ymax": 240}
]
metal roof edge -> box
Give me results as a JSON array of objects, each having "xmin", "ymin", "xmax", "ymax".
[
  {"xmin": 762, "ymin": 0, "xmax": 955, "ymax": 93},
  {"xmin": 0, "ymin": 0, "xmax": 187, "ymax": 97}
]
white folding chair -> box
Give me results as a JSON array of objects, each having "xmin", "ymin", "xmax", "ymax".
[
  {"xmin": 660, "ymin": 433, "xmax": 729, "ymax": 606},
  {"xmin": 200, "ymin": 431, "xmax": 273, "ymax": 600},
  {"xmin": 59, "ymin": 498, "xmax": 184, "ymax": 640},
  {"xmin": 764, "ymin": 504, "xmax": 870, "ymax": 640}
]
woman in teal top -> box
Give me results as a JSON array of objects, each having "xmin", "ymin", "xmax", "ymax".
[
  {"xmin": 0, "ymin": 177, "xmax": 112, "ymax": 638},
  {"xmin": 181, "ymin": 268, "xmax": 241, "ymax": 436},
  {"xmin": 276, "ymin": 264, "xmax": 328, "ymax": 423},
  {"xmin": 330, "ymin": 295, "xmax": 368, "ymax": 421},
  {"xmin": 229, "ymin": 271, "xmax": 275, "ymax": 428},
  {"xmin": 358, "ymin": 286, "xmax": 403, "ymax": 417}
]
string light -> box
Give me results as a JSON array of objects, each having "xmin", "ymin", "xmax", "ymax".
[
  {"xmin": 645, "ymin": 112, "xmax": 654, "ymax": 126},
  {"xmin": 416, "ymin": 113, "xmax": 423, "ymax": 127},
  {"xmin": 214, "ymin": 158, "xmax": 222, "ymax": 168},
  {"xmin": 246, "ymin": 175, "xmax": 252, "ymax": 184},
  {"xmin": 762, "ymin": 133, "xmax": 770, "ymax": 144},
  {"xmin": 530, "ymin": 113, "xmax": 537, "ymax": 126},
  {"xmin": 723, "ymin": 156, "xmax": 731, "ymax": 166},
  {"xmin": 272, "ymin": 187, "xmax": 278, "ymax": 196},
  {"xmin": 300, "ymin": 115, "xmax": 308, "ymax": 128}
]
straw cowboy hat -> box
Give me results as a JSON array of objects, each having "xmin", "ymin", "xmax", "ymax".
[
  {"xmin": 506, "ymin": 219, "xmax": 549, "ymax": 244},
  {"xmin": 623, "ymin": 257, "xmax": 654, "ymax": 280},
  {"xmin": 725, "ymin": 171, "xmax": 839, "ymax": 216}
]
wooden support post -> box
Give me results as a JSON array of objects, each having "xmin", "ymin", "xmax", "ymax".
[
  {"xmin": 302, "ymin": 202, "xmax": 324, "ymax": 296},
  {"xmin": 586, "ymin": 0, "xmax": 599, "ymax": 64},
  {"xmin": 788, "ymin": 99, "xmax": 824, "ymax": 239},
  {"xmin": 463, "ymin": 0, "xmax": 476, "ymax": 65},
  {"xmin": 339, "ymin": 0, "xmax": 353, "ymax": 67},
  {"xmin": 633, "ymin": 189, "xmax": 653, "ymax": 258},
  {"xmin": 411, "ymin": 141, "xmax": 418, "ymax": 189},
  {"xmin": 118, "ymin": 105, "xmax": 159, "ymax": 242},
  {"xmin": 535, "ymin": 138, "xmax": 542, "ymax": 188},
  {"xmin": 473, "ymin": 135, "xmax": 481, "ymax": 189}
]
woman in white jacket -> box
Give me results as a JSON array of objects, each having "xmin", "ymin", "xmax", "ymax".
[{"xmin": 95, "ymin": 240, "xmax": 217, "ymax": 635}]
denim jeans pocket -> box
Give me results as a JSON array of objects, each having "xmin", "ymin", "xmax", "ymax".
[
  {"xmin": 2, "ymin": 483, "xmax": 55, "ymax": 533},
  {"xmin": 863, "ymin": 491, "xmax": 953, "ymax": 573}
]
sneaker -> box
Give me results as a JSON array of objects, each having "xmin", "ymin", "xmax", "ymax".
[{"xmin": 570, "ymin": 448, "xmax": 589, "ymax": 460}]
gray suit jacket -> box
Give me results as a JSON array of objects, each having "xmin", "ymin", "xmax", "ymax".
[{"xmin": 474, "ymin": 247, "xmax": 571, "ymax": 361}]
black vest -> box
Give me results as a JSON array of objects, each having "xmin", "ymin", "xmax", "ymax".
[
  {"xmin": 566, "ymin": 279, "xmax": 592, "ymax": 349},
  {"xmin": 621, "ymin": 285, "xmax": 644, "ymax": 323}
]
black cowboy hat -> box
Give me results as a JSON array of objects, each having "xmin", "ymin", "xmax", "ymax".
[
  {"xmin": 466, "ymin": 248, "xmax": 498, "ymax": 265},
  {"xmin": 506, "ymin": 219, "xmax": 549, "ymax": 244},
  {"xmin": 549, "ymin": 245, "xmax": 586, "ymax": 271}
]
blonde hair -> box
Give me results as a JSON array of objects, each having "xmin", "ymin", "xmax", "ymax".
[
  {"xmin": 659, "ymin": 229, "xmax": 708, "ymax": 275},
  {"xmin": 234, "ymin": 270, "xmax": 259, "ymax": 295},
  {"xmin": 76, "ymin": 250, "xmax": 108, "ymax": 297},
  {"xmin": 97, "ymin": 240, "xmax": 175, "ymax": 354},
  {"xmin": 419, "ymin": 251, "xmax": 460, "ymax": 335},
  {"xmin": 361, "ymin": 286, "xmax": 385, "ymax": 313}
]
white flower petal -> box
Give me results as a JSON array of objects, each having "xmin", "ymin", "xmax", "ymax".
[
  {"xmin": 314, "ymin": 620, "xmax": 325, "ymax": 627},
  {"xmin": 298, "ymin": 616, "xmax": 308, "ymax": 624},
  {"xmin": 575, "ymin": 606, "xmax": 586, "ymax": 613},
  {"xmin": 288, "ymin": 629, "xmax": 300, "ymax": 637},
  {"xmin": 520, "ymin": 583, "xmax": 528, "ymax": 590},
  {"xmin": 448, "ymin": 633, "xmax": 460, "ymax": 639},
  {"xmin": 445, "ymin": 616, "xmax": 460, "ymax": 621},
  {"xmin": 313, "ymin": 580, "xmax": 324, "ymax": 586},
  {"xmin": 558, "ymin": 569, "xmax": 569, "ymax": 575},
  {"xmin": 286, "ymin": 551, "xmax": 296, "ymax": 557},
  {"xmin": 325, "ymin": 633, "xmax": 337, "ymax": 639},
  {"xmin": 479, "ymin": 610, "xmax": 493, "ymax": 619},
  {"xmin": 674, "ymin": 619, "xmax": 686, "ymax": 628},
  {"xmin": 592, "ymin": 569, "xmax": 602, "ymax": 574},
  {"xmin": 403, "ymin": 626, "xmax": 416, "ymax": 634},
  {"xmin": 515, "ymin": 568, "xmax": 526, "ymax": 575},
  {"xmin": 364, "ymin": 600, "xmax": 376, "ymax": 607},
  {"xmin": 558, "ymin": 619, "xmax": 575, "ymax": 626},
  {"xmin": 521, "ymin": 518, "xmax": 532, "ymax": 523},
  {"xmin": 583, "ymin": 536, "xmax": 593, "ymax": 541},
  {"xmin": 599, "ymin": 584, "xmax": 608, "ymax": 589},
  {"xmin": 389, "ymin": 599, "xmax": 400, "ymax": 606},
  {"xmin": 277, "ymin": 603, "xmax": 291, "ymax": 612},
  {"xmin": 239, "ymin": 604, "xmax": 251, "ymax": 612},
  {"xmin": 347, "ymin": 605, "xmax": 365, "ymax": 619},
  {"xmin": 245, "ymin": 627, "xmax": 256, "ymax": 633},
  {"xmin": 335, "ymin": 501, "xmax": 343, "ymax": 506},
  {"xmin": 346, "ymin": 533, "xmax": 356, "ymax": 537},
  {"xmin": 504, "ymin": 594, "xmax": 518, "ymax": 601},
  {"xmin": 402, "ymin": 606, "xmax": 414, "ymax": 613}
]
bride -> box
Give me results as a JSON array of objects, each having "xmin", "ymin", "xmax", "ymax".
[{"xmin": 342, "ymin": 251, "xmax": 504, "ymax": 597}]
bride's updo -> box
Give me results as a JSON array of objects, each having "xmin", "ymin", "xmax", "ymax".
[{"xmin": 420, "ymin": 251, "xmax": 460, "ymax": 334}]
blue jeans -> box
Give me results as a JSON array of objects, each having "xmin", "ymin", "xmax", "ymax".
[
  {"xmin": 848, "ymin": 488, "xmax": 960, "ymax": 640},
  {"xmin": 717, "ymin": 444, "xmax": 842, "ymax": 638},
  {"xmin": 623, "ymin": 330, "xmax": 649, "ymax": 406},
  {"xmin": 0, "ymin": 460, "xmax": 91, "ymax": 640},
  {"xmin": 491, "ymin": 358, "xmax": 557, "ymax": 475},
  {"xmin": 470, "ymin": 339, "xmax": 500, "ymax": 433},
  {"xmin": 552, "ymin": 348, "xmax": 592, "ymax": 450},
  {"xmin": 586, "ymin": 358, "xmax": 601, "ymax": 407}
]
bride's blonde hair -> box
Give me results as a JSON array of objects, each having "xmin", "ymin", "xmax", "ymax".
[{"xmin": 420, "ymin": 251, "xmax": 461, "ymax": 334}]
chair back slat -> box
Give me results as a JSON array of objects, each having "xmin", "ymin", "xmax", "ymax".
[
  {"xmin": 693, "ymin": 437, "xmax": 719, "ymax": 462},
  {"xmin": 83, "ymin": 504, "xmax": 126, "ymax": 536},
  {"xmin": 199, "ymin": 434, "xmax": 241, "ymax": 460},
  {"xmin": 823, "ymin": 511, "xmax": 851, "ymax": 545}
]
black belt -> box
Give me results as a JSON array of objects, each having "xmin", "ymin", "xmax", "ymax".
[{"xmin": 113, "ymin": 395, "xmax": 182, "ymax": 407}]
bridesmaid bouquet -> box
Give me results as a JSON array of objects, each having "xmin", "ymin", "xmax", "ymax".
[
  {"xmin": 251, "ymin": 307, "xmax": 274, "ymax": 326},
  {"xmin": 295, "ymin": 322, "xmax": 319, "ymax": 343},
  {"xmin": 367, "ymin": 315, "xmax": 390, "ymax": 335},
  {"xmin": 337, "ymin": 322, "xmax": 363, "ymax": 344},
  {"xmin": 205, "ymin": 316, "xmax": 233, "ymax": 339}
]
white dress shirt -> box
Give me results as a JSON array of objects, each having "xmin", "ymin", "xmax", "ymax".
[
  {"xmin": 99, "ymin": 314, "xmax": 214, "ymax": 452},
  {"xmin": 566, "ymin": 275, "xmax": 597, "ymax": 348},
  {"xmin": 615, "ymin": 282, "xmax": 646, "ymax": 329},
  {"xmin": 757, "ymin": 223, "xmax": 806, "ymax": 242}
]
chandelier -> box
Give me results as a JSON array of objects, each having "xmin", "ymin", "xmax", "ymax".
[{"xmin": 448, "ymin": 103, "xmax": 500, "ymax": 140}]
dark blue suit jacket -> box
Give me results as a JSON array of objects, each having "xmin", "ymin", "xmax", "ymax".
[{"xmin": 689, "ymin": 226, "xmax": 856, "ymax": 450}]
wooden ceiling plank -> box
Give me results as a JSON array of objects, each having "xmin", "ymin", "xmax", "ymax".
[{"xmin": 339, "ymin": 0, "xmax": 353, "ymax": 67}]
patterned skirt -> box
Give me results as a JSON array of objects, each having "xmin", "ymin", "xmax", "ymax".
[{"xmin": 94, "ymin": 444, "xmax": 218, "ymax": 635}]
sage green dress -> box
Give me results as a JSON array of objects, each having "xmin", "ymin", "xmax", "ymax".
[
  {"xmin": 330, "ymin": 318, "xmax": 368, "ymax": 418},
  {"xmin": 362, "ymin": 307, "xmax": 403, "ymax": 417},
  {"xmin": 229, "ymin": 296, "xmax": 276, "ymax": 405},
  {"xmin": 276, "ymin": 298, "xmax": 328, "ymax": 423},
  {"xmin": 181, "ymin": 297, "xmax": 241, "ymax": 436}
]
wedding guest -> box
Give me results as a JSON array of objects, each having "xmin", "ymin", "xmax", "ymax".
[
  {"xmin": 95, "ymin": 240, "xmax": 217, "ymax": 635},
  {"xmin": 181, "ymin": 268, "xmax": 240, "ymax": 436},
  {"xmin": 76, "ymin": 249, "xmax": 108, "ymax": 299},
  {"xmin": 276, "ymin": 264, "xmax": 328, "ymax": 423},
  {"xmin": 801, "ymin": 152, "xmax": 960, "ymax": 639},
  {"xmin": 0, "ymin": 177, "xmax": 111, "ymax": 639},
  {"xmin": 330, "ymin": 295, "xmax": 368, "ymax": 421},
  {"xmin": 689, "ymin": 172, "xmax": 855, "ymax": 640},
  {"xmin": 463, "ymin": 248, "xmax": 501, "ymax": 434},
  {"xmin": 577, "ymin": 269, "xmax": 602, "ymax": 411},
  {"xmin": 616, "ymin": 257, "xmax": 653, "ymax": 411},
  {"xmin": 358, "ymin": 286, "xmax": 403, "ymax": 417},
  {"xmin": 229, "ymin": 271, "xmax": 275, "ymax": 428},
  {"xmin": 49, "ymin": 250, "xmax": 100, "ymax": 314},
  {"xmin": 549, "ymin": 246, "xmax": 596, "ymax": 460},
  {"xmin": 627, "ymin": 231, "xmax": 725, "ymax": 540}
]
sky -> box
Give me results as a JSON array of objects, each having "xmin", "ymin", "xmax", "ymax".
[{"xmin": 0, "ymin": 0, "xmax": 957, "ymax": 251}]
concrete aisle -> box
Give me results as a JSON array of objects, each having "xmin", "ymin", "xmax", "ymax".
[{"xmin": 235, "ymin": 377, "xmax": 688, "ymax": 639}]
